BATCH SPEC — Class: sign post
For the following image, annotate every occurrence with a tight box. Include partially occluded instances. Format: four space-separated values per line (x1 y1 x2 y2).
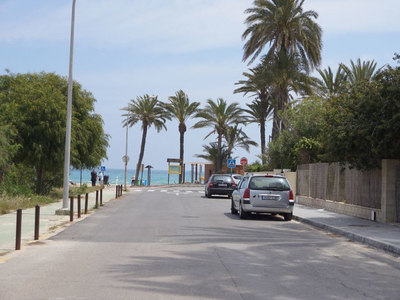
227 159 236 175
240 157 248 175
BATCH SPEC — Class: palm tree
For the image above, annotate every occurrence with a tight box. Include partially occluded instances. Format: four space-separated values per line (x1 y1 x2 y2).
242 0 322 70
195 142 229 172
224 125 258 159
242 98 273 164
162 90 200 183
234 64 274 163
192 98 247 173
341 58 379 86
315 65 348 99
122 94 171 186
264 52 314 140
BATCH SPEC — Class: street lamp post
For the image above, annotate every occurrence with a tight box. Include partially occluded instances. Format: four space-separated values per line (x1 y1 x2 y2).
62 0 77 209
123 119 129 190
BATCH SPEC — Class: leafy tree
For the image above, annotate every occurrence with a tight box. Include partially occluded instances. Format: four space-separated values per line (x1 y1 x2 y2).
162 90 200 183
0 71 109 194
242 0 322 70
192 98 247 173
323 64 400 170
122 95 171 186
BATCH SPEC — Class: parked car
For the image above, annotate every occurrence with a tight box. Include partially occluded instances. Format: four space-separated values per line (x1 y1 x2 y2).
231 174 243 185
205 174 236 198
231 174 294 221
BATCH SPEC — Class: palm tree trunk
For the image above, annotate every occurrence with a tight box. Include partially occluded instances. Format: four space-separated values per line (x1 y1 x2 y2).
179 123 186 184
272 108 279 142
260 117 266 165
217 131 223 173
135 124 148 186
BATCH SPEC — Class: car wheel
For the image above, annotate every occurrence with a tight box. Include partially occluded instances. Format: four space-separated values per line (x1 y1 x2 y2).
283 213 292 221
231 199 238 214
239 202 248 219
206 190 212 198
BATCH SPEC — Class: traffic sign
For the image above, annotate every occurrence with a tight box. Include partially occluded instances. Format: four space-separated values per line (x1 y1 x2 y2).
240 157 248 166
227 159 236 168
122 155 130 163
100 166 106 172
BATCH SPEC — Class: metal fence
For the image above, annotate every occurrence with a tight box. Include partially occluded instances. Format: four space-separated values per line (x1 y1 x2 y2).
297 163 381 209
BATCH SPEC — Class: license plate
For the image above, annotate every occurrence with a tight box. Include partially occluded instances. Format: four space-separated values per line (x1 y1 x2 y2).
261 195 277 200
218 184 227 187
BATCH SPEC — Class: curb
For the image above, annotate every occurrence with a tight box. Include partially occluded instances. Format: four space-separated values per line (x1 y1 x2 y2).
293 215 400 256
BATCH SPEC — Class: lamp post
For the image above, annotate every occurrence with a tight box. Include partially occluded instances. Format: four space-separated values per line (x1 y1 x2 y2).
62 0 77 209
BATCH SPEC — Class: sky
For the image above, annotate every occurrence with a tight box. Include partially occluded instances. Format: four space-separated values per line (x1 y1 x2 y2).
1 0 399 171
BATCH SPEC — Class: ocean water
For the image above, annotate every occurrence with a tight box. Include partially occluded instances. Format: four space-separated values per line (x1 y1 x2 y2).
69 168 201 186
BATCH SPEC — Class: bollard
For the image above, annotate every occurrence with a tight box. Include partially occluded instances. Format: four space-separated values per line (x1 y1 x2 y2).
15 209 22 250
77 195 81 218
34 205 40 240
95 190 99 208
100 188 103 206
70 196 74 222
121 184 123 196
85 193 88 214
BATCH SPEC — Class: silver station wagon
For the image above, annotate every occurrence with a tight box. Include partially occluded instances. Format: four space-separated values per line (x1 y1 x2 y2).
231 174 294 221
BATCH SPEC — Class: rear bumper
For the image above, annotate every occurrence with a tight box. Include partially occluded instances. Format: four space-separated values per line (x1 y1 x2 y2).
242 202 294 214
208 188 233 196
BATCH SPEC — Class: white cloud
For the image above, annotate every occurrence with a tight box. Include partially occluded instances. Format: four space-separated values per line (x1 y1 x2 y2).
305 0 400 35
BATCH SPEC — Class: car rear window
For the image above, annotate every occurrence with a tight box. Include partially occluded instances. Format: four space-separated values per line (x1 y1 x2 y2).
212 175 232 182
248 177 290 191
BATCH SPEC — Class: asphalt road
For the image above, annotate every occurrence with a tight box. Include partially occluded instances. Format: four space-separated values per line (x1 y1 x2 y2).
1 187 400 300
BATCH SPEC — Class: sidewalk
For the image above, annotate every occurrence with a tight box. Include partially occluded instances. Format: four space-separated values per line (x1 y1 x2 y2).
0 186 121 256
293 204 400 256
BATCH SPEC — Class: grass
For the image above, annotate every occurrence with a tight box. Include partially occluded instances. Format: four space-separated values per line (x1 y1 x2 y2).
0 185 104 215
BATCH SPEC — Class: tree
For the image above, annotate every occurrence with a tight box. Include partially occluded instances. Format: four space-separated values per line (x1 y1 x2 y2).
315 65 348 99
162 90 200 183
122 95 171 186
341 58 379 86
224 125 258 159
234 64 273 163
242 0 322 69
0 71 109 194
195 142 229 172
192 98 247 173
323 64 400 170
242 99 272 164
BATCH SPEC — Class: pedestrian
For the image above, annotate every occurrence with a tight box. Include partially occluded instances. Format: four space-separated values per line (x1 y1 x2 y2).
91 170 97 186
98 171 104 186
131 174 136 186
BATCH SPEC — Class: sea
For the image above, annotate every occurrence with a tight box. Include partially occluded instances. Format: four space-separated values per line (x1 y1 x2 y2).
69 168 199 186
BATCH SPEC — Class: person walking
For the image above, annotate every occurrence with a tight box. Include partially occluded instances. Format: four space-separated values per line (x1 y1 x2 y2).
131 174 136 186
91 170 97 186
98 171 104 186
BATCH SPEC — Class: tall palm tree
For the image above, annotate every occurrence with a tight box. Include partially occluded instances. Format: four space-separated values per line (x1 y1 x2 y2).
242 98 273 164
122 94 171 186
234 64 274 163
242 0 322 70
162 90 200 183
315 65 348 99
224 125 258 159
192 98 247 173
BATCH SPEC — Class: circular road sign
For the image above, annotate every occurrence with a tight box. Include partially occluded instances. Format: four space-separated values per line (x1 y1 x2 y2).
122 155 130 163
240 157 248 166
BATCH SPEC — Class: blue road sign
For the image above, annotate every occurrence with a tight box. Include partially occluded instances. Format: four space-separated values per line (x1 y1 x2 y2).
227 159 236 168
100 166 106 172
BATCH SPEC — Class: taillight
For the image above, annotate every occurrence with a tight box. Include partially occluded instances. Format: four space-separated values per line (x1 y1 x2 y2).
232 181 236 187
289 190 294 200
209 182 214 188
243 188 250 199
